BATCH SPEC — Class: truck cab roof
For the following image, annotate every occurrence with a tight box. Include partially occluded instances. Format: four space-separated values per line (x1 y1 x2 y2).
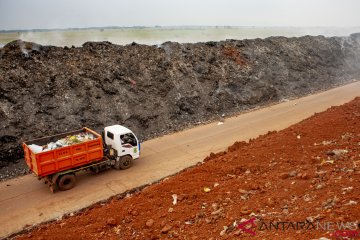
104 125 133 135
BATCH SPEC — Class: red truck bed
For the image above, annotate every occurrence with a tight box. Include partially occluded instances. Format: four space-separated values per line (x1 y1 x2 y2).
23 127 104 177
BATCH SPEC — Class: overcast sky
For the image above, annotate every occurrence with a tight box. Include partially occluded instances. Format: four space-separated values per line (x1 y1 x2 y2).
0 0 360 30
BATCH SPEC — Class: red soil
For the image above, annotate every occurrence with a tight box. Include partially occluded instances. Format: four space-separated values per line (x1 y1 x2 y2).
16 97 360 240
223 46 248 66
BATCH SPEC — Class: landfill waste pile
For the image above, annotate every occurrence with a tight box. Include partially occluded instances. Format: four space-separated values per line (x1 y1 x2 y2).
14 97 360 240
28 132 95 153
1 33 360 178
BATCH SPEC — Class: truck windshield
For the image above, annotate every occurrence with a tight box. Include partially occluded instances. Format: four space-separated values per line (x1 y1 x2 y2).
120 133 137 147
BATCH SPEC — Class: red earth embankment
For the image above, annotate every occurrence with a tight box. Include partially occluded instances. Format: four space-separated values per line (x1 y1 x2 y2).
16 97 360 239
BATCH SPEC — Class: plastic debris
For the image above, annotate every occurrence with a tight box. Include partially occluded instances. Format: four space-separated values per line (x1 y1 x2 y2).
30 132 95 153
172 194 178 205
28 144 43 153
203 187 211 193
341 186 353 192
345 200 357 205
220 226 228 236
327 149 348 158
217 122 224 126
46 142 57 150
321 159 334 165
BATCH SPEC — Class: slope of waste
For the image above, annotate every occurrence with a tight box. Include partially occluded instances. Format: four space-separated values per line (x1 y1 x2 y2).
1 34 360 172
14 97 360 239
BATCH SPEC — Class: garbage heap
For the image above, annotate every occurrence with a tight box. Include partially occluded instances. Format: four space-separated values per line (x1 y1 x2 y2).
28 132 95 153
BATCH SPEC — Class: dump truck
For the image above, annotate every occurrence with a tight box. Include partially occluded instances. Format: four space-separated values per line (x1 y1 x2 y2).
22 125 140 192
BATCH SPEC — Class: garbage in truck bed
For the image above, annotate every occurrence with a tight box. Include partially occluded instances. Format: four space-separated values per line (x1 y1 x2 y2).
28 132 95 153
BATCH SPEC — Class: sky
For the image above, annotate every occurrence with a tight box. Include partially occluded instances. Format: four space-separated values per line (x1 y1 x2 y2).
0 0 360 30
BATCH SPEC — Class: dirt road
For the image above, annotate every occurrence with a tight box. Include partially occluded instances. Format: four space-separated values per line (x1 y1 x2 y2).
1 81 360 238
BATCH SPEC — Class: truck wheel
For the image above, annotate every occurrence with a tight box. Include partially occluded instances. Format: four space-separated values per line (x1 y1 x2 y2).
58 174 76 191
115 155 133 170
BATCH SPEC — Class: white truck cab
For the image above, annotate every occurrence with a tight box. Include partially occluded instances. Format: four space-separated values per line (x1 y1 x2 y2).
104 125 140 169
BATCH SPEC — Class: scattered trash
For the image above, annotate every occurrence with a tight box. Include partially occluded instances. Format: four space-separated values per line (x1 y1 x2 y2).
212 203 219 210
322 140 334 145
322 159 335 164
240 193 249 200
297 135 301 139
315 183 325 190
341 133 353 140
314 140 335 146
113 225 121 234
220 226 228 236
172 194 178 205
306 214 325 222
322 196 337 209
341 186 353 194
217 122 224 126
203 187 211 193
326 149 348 158
211 208 223 215
289 170 298 177
344 200 357 205
249 212 256 217
306 216 314 222
213 182 219 187
303 194 312 202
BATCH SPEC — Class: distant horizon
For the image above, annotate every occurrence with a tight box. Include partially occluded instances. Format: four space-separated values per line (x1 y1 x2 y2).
1 25 360 33
1 0 360 31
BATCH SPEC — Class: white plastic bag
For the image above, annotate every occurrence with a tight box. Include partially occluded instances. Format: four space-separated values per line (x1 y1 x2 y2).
28 144 43 153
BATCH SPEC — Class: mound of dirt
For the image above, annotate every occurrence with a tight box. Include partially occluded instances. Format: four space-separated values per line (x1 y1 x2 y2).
14 97 360 239
1 34 360 169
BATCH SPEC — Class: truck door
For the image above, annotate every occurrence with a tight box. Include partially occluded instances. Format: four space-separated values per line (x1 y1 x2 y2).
120 133 139 159
105 131 115 147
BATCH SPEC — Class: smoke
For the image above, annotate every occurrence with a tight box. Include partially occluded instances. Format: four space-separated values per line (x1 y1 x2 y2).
19 31 65 46
4 26 360 48
17 39 29 57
